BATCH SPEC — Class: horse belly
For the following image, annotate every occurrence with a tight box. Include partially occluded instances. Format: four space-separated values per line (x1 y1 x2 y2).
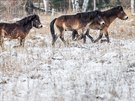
62 23 71 30
8 31 22 39
72 24 81 30
89 23 104 30
63 23 80 30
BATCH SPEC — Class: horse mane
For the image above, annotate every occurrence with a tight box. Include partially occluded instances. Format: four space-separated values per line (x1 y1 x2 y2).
101 6 123 17
76 10 101 22
58 10 100 23
89 10 101 18
16 14 37 26
76 12 88 20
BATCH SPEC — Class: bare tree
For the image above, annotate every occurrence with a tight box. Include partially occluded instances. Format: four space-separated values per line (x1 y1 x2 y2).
131 0 135 15
43 0 49 14
69 0 72 11
82 0 89 12
93 0 96 10
72 0 80 12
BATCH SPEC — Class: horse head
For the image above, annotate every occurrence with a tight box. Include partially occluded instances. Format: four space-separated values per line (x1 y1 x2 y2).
115 6 128 20
31 14 43 28
16 14 42 29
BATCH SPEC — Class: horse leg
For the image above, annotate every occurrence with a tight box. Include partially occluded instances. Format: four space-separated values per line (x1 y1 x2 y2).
20 38 25 47
0 36 4 49
52 33 58 46
59 31 66 45
80 30 87 43
77 32 86 43
100 29 110 43
76 28 85 41
105 31 110 43
86 34 94 42
82 34 86 43
0 29 5 50
0 31 4 49
85 29 94 42
94 32 103 43
52 25 59 46
72 30 78 40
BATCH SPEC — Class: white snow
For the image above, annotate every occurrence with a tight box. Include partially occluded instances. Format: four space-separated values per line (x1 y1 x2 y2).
0 19 135 101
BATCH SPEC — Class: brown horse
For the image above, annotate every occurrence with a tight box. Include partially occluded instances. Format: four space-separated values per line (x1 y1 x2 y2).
50 10 105 46
0 14 42 49
72 5 128 43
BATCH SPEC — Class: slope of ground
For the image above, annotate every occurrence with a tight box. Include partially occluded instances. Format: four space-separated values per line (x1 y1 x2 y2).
0 12 135 101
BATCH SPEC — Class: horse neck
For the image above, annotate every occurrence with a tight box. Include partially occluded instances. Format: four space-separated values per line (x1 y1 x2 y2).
102 11 118 26
88 12 99 24
107 15 117 24
78 12 92 24
17 17 34 33
25 22 33 32
22 21 33 33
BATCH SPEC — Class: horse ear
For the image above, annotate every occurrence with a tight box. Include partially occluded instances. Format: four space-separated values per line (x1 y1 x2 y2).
95 10 99 15
118 6 122 10
28 14 36 21
33 14 39 19
33 14 37 18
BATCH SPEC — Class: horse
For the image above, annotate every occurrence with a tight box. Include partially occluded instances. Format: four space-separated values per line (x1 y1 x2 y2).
0 14 42 49
72 5 128 43
50 10 105 46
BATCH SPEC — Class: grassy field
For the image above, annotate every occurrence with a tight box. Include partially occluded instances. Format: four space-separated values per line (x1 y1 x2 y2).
0 10 135 101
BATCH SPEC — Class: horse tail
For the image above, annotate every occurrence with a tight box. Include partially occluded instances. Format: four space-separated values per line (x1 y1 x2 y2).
50 18 57 45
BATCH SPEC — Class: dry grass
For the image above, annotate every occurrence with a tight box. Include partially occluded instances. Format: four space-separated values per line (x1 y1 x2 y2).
0 11 135 101
0 9 135 75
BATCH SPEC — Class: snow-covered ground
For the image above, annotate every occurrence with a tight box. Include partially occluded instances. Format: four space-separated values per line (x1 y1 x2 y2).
0 16 135 101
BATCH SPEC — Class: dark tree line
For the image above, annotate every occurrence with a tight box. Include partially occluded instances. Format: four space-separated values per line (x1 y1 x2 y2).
24 0 133 14
49 0 129 12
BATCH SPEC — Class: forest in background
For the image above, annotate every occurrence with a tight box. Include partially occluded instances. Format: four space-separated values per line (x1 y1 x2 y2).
0 0 134 20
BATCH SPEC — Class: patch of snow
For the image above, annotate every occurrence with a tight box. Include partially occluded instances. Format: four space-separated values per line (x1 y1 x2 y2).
0 33 135 101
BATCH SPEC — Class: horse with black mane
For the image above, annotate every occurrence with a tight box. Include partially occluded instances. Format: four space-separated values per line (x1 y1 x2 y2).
0 14 42 49
72 5 128 43
50 10 105 46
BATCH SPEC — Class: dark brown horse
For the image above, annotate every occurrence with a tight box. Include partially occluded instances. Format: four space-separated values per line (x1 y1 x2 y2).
0 14 42 49
50 10 105 46
72 5 128 43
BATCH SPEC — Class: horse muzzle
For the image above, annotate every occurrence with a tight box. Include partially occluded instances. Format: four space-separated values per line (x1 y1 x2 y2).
123 16 128 20
99 22 105 30
38 24 43 28
100 21 105 26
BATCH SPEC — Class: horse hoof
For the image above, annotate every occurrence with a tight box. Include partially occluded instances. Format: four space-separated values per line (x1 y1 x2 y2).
91 40 94 43
100 39 110 43
100 40 103 43
13 45 22 48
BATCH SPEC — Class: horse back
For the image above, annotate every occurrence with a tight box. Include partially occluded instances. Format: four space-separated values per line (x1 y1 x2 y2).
0 23 16 34
0 23 26 39
55 14 86 30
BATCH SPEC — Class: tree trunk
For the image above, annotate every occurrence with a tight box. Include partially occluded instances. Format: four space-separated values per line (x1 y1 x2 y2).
71 0 75 12
93 0 96 10
82 0 89 12
43 0 49 14
72 0 80 12
68 0 72 12
131 0 135 15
